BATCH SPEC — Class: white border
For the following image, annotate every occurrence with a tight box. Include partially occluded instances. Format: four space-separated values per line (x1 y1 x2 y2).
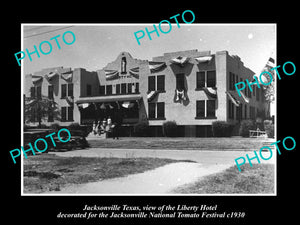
21 23 277 197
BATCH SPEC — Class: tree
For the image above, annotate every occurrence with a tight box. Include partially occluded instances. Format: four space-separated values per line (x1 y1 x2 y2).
24 95 60 127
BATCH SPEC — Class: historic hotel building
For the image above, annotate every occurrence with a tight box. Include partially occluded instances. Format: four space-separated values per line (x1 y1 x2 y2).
24 49 270 137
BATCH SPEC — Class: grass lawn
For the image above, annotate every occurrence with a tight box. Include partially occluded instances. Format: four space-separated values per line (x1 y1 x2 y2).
173 164 275 194
87 137 273 151
23 154 194 193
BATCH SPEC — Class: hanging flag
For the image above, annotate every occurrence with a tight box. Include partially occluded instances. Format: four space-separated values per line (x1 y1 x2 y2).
175 89 186 101
240 90 249 103
226 91 240 107
252 55 275 84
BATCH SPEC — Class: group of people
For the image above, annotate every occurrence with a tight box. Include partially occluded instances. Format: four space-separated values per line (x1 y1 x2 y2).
92 117 119 139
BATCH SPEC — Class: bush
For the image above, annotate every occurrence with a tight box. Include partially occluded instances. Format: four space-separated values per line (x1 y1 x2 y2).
133 122 150 137
50 123 60 131
265 124 274 138
163 121 178 137
67 123 91 137
212 121 233 137
239 120 256 137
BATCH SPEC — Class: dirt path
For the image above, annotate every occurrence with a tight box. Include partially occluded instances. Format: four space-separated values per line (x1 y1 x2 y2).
46 162 232 194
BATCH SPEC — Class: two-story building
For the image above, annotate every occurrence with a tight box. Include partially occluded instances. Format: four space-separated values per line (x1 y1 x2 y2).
24 49 270 137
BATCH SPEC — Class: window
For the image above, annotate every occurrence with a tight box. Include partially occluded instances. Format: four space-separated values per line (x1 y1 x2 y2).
61 106 73 121
61 107 66 121
61 84 67 98
148 76 156 91
229 72 235 90
206 100 216 117
86 84 92 96
127 83 132 94
244 104 247 119
157 102 165 118
157 75 165 92
196 100 205 118
196 71 216 89
176 73 185 90
135 82 139 93
256 86 260 101
207 71 216 87
30 87 35 98
48 85 54 99
148 102 165 119
148 103 156 119
37 86 41 99
228 100 234 119
106 85 112 95
121 83 127 94
30 86 41 99
196 71 205 89
67 83 73 97
99 85 105 96
116 84 120 94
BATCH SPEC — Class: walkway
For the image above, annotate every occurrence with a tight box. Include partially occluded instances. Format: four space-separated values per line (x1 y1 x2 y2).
47 147 275 194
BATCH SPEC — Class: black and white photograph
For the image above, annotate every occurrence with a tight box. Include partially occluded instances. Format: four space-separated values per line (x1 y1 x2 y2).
21 24 276 195
3 6 298 224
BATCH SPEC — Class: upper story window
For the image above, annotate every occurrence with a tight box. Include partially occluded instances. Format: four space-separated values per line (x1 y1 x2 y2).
61 83 73 98
196 70 216 89
148 75 165 92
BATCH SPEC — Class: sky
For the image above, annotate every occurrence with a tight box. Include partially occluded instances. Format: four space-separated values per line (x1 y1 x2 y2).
22 24 276 76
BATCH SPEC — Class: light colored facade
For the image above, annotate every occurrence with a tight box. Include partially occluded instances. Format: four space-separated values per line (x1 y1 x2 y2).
24 49 270 136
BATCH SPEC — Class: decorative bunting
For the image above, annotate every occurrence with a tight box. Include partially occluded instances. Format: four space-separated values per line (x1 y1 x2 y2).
147 90 159 102
240 91 249 104
61 72 73 82
226 91 240 107
128 67 139 79
170 56 189 67
203 87 217 98
149 62 166 73
32 75 43 84
105 70 119 80
44 71 58 81
194 56 213 63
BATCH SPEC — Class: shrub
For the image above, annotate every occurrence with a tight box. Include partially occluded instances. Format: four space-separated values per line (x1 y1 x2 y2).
239 120 256 137
133 122 150 137
68 123 90 137
163 121 178 137
212 121 233 137
265 124 274 138
50 123 60 131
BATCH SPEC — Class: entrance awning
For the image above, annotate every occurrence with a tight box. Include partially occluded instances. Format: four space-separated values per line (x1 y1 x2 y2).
76 94 142 104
